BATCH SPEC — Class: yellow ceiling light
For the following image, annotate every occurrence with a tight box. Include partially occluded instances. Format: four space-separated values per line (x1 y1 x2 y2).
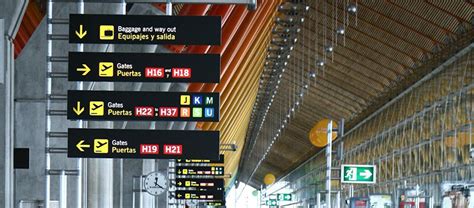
309 119 338 147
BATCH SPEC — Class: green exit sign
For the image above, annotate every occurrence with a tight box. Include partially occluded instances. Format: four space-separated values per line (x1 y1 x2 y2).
277 193 292 201
266 199 278 206
341 164 376 184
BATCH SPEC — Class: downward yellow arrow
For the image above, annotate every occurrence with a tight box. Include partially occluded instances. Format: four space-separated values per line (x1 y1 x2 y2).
77 64 91 76
75 25 87 39
73 101 84 115
76 140 90 152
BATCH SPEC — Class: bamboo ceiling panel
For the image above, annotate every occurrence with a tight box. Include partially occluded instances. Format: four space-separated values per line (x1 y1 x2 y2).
239 0 474 188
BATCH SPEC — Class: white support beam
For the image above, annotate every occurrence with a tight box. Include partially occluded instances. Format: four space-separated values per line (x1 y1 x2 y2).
1 19 4 84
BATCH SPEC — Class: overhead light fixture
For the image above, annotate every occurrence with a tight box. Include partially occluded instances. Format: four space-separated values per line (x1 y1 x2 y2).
348 3 357 14
310 70 317 78
316 60 325 67
325 45 334 53
336 27 345 35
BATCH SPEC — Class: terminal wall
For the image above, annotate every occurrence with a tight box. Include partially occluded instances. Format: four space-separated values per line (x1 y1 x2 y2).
266 47 474 207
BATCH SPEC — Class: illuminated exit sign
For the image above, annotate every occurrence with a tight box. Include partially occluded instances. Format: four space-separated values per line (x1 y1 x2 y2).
68 52 220 83
68 128 219 159
67 90 219 122
341 164 376 184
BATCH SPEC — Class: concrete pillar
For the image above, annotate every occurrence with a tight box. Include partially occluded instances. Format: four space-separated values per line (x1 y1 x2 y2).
86 59 114 208
142 160 156 208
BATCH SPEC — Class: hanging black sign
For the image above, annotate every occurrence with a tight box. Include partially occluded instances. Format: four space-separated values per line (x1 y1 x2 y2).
175 179 224 191
67 90 219 122
68 52 220 83
69 14 221 45
68 128 220 160
176 154 224 164
175 190 224 201
176 166 224 176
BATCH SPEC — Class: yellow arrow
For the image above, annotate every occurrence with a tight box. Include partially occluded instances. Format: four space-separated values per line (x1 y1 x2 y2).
177 170 182 174
77 64 91 76
73 101 84 115
76 140 90 152
177 182 182 186
75 25 87 39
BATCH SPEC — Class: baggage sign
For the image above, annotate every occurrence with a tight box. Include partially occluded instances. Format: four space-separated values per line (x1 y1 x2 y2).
69 14 221 45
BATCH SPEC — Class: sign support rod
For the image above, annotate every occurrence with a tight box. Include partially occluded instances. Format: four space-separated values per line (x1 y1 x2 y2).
166 0 172 16
77 1 86 208
326 120 333 208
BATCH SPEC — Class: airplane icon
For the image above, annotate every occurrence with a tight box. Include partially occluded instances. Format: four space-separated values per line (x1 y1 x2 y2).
99 62 113 77
96 141 107 148
91 103 103 111
89 101 104 116
101 64 112 71
94 139 108 154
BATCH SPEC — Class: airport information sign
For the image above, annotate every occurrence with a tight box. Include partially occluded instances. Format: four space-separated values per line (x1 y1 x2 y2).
176 166 224 176
266 199 278 206
277 193 292 201
69 14 221 45
341 164 376 184
175 190 224 201
202 201 225 206
67 90 219 121
176 154 224 164
68 52 220 83
175 179 224 191
68 128 219 159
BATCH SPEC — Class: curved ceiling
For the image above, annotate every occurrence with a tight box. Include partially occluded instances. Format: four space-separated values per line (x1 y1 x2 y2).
238 0 474 188
16 0 474 190
16 0 283 187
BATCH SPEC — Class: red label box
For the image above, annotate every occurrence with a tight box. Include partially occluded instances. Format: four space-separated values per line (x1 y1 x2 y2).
135 106 155 117
159 107 178 117
145 67 165 78
172 68 191 78
140 144 159 155
163 144 182 155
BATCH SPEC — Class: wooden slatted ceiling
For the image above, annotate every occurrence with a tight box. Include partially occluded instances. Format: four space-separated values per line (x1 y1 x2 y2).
18 0 283 188
241 0 473 188
193 0 283 186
